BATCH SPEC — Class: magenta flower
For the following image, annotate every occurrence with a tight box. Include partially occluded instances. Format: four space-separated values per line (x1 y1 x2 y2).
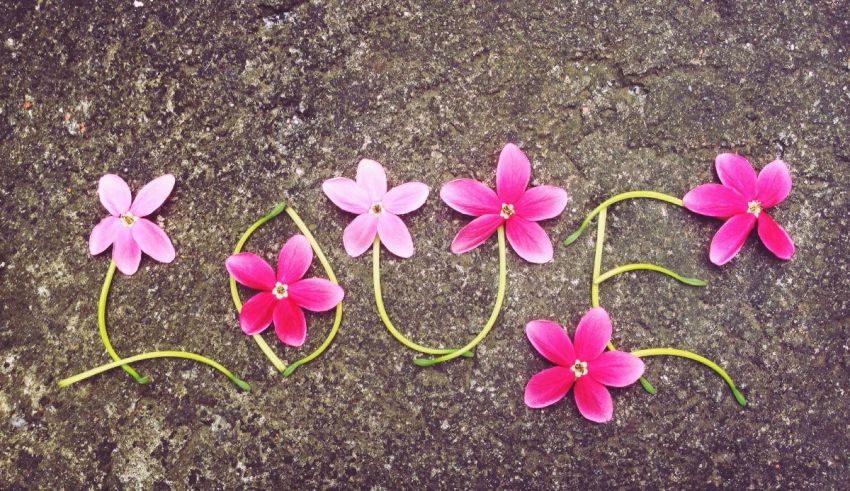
683 153 795 265
524 307 644 423
89 174 177 275
440 143 567 263
323 159 429 258
225 234 344 347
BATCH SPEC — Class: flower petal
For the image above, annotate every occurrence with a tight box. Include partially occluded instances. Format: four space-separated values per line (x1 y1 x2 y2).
440 179 501 216
573 307 612 361
273 298 307 347
383 182 429 215
377 212 414 258
588 351 645 387
98 174 132 216
524 366 575 408
515 185 568 221
573 376 613 423
277 234 313 283
505 216 553 263
112 228 141 275
342 213 378 257
757 212 794 260
356 159 387 202
130 218 175 263
709 213 757 265
496 143 531 203
129 174 175 217
225 252 276 290
239 292 277 335
288 278 344 312
525 320 575 367
322 177 371 214
715 153 757 200
756 160 792 208
683 184 748 218
89 216 122 255
450 214 503 254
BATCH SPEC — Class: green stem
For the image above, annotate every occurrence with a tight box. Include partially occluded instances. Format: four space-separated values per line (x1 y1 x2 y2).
596 263 706 287
98 261 149 384
565 191 683 245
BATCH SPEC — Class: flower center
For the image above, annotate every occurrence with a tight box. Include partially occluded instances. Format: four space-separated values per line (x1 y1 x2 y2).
747 200 763 217
119 213 137 227
571 360 588 378
272 282 288 299
500 203 515 219
370 202 383 215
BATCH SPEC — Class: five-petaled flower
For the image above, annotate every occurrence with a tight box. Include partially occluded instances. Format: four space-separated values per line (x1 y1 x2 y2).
524 307 644 423
440 143 568 263
683 153 795 265
226 234 344 347
89 174 177 275
323 159 429 258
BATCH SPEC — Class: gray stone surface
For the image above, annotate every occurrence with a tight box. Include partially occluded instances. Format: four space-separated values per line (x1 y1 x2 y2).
1 0 849 488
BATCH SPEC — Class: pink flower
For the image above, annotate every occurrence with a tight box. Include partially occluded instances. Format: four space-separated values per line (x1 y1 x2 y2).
323 159 429 258
683 153 795 265
524 307 644 423
440 143 568 263
225 234 344 347
89 174 177 275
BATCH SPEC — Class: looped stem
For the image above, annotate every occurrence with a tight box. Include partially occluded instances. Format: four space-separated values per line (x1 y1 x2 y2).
564 191 683 245
98 261 149 384
596 263 706 287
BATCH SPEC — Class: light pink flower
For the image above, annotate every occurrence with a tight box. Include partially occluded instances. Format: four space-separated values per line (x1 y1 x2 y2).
524 307 644 423
89 174 176 275
440 143 568 263
322 159 429 258
226 234 344 347
683 153 795 265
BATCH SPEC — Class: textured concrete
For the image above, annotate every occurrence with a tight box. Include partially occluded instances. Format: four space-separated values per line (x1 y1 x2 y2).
1 0 849 488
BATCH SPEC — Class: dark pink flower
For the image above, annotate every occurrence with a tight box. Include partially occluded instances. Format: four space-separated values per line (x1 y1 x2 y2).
683 153 794 265
524 307 644 423
226 234 344 347
323 159 429 258
89 174 176 275
440 143 567 263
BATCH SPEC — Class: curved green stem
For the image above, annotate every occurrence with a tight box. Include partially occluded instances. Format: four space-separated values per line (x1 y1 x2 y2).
596 263 706 287
98 261 149 384
58 351 250 391
414 226 507 366
631 348 747 407
565 191 683 245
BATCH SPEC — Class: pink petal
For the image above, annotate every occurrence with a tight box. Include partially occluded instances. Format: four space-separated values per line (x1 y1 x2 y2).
89 216 122 255
515 185 568 221
277 234 313 283
130 218 175 263
573 376 613 423
505 216 553 263
683 184 748 218
322 177 371 214
588 351 645 387
524 366 575 408
450 214 503 254
356 159 387 202
525 320 575 367
98 174 132 216
757 212 794 260
377 212 414 258
112 228 141 275
756 160 792 208
225 252 276 291
129 174 175 217
440 179 501 216
288 278 344 312
239 292 277 335
383 182 429 215
709 213 757 265
715 153 757 200
343 213 378 257
496 143 531 203
573 307 612 361
273 298 307 347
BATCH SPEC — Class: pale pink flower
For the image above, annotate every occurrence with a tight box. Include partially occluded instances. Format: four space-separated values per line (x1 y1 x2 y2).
89 174 176 275
323 159 429 258
524 307 644 423
683 153 795 265
440 143 567 263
